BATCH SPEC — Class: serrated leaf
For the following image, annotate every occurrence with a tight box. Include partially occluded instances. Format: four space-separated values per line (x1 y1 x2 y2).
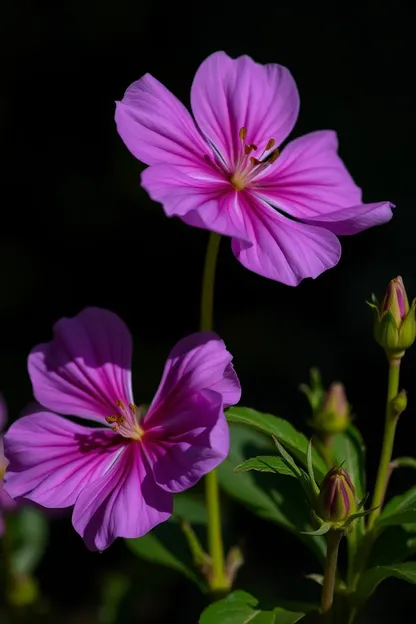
235 456 296 477
354 562 416 603
199 590 307 623
218 424 326 563
226 407 326 480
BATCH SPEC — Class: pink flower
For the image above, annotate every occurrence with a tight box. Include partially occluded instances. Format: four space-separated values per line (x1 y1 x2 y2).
0 395 17 535
115 51 393 286
4 308 241 551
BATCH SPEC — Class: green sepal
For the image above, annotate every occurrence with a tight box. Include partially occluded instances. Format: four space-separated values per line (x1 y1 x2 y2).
300 522 332 536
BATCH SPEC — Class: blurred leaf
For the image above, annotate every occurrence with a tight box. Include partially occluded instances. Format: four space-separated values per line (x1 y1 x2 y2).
375 487 416 534
11 507 48 575
99 572 131 624
332 426 366 499
235 456 296 477
376 509 416 530
369 524 416 566
218 424 326 564
171 492 207 524
126 527 207 591
354 563 416 603
125 493 209 591
392 457 416 470
381 486 416 516
199 590 308 623
226 407 326 480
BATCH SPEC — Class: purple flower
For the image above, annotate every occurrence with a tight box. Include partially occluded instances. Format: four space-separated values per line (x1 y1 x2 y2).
4 308 241 551
115 51 393 286
0 395 17 535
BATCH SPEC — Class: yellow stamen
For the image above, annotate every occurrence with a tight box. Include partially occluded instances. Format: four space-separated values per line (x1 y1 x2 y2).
239 127 247 140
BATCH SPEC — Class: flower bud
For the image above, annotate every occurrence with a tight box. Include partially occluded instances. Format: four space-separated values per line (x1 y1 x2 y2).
317 467 357 523
370 277 416 357
315 383 350 435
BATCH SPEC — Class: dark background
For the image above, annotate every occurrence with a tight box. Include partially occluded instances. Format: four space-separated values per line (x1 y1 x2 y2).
1 1 415 622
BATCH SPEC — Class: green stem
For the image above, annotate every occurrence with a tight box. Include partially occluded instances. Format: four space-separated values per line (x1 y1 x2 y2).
367 358 401 530
200 233 229 592
348 357 402 601
321 531 342 621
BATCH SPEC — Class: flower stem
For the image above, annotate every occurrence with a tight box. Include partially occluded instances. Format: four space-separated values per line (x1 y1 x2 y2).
200 232 229 592
200 232 221 333
321 531 342 621
348 357 402 604
367 357 401 530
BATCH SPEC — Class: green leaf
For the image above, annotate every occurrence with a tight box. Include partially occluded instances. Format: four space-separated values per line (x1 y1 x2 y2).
226 407 326 480
273 437 303 478
332 426 366 499
126 525 207 591
381 486 416 516
171 492 207 524
307 439 319 496
392 457 416 470
10 507 49 576
218 424 326 563
376 509 416 530
126 492 208 591
354 563 416 603
369 524 416 566
235 456 296 477
199 591 307 624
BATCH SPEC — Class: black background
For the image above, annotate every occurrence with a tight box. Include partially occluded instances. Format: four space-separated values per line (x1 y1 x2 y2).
1 2 415 622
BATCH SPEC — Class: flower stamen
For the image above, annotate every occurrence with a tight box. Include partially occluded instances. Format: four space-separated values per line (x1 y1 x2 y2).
231 128 280 191
106 401 144 441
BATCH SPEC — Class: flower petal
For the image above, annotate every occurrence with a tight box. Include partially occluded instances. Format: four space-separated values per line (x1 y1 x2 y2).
257 131 362 217
144 389 229 493
144 331 241 429
302 202 394 235
3 408 124 508
0 485 16 512
72 444 172 551
28 308 133 424
231 192 341 285
115 73 209 171
141 165 249 241
191 51 299 167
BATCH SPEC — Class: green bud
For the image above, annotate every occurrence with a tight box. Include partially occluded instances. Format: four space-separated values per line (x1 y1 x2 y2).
315 383 350 435
317 467 357 523
302 369 351 435
391 390 407 418
369 276 416 357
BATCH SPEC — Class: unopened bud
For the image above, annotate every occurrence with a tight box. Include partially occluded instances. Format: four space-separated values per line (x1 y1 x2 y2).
369 277 416 357
317 467 357 523
391 390 407 418
302 370 351 435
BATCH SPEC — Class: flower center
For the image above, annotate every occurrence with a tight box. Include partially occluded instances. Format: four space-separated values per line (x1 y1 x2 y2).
106 400 145 441
230 127 280 191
